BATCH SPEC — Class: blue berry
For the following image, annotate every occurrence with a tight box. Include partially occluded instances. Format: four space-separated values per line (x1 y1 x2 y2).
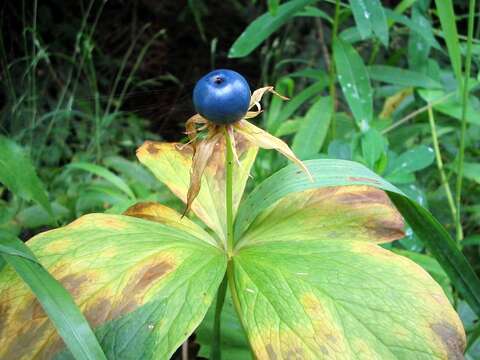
193 69 251 124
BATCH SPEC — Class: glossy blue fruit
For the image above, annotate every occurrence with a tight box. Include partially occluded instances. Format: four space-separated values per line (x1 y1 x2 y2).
193 69 251 124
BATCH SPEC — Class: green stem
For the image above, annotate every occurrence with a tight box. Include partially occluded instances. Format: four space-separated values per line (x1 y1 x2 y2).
427 106 457 225
211 274 227 360
224 127 234 255
211 127 236 360
456 0 476 242
328 0 341 139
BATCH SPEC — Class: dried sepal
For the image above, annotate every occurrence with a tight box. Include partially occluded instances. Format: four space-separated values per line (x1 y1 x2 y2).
249 86 289 110
234 120 313 182
183 132 222 216
185 114 208 143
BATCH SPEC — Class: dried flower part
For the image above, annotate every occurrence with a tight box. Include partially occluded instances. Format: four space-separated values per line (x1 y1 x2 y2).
234 120 313 181
181 85 311 215
184 132 223 216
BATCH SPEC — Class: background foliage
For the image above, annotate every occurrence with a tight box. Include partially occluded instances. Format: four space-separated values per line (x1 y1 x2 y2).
0 0 479 358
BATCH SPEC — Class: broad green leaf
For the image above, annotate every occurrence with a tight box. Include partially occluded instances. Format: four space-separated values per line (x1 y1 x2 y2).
237 185 404 250
349 0 389 46
0 207 226 359
0 136 53 220
231 239 464 358
361 128 385 169
418 89 480 125
393 249 453 302
333 38 373 129
68 162 136 200
235 159 480 318
228 0 316 58
137 135 257 242
0 234 106 360
197 292 251 360
434 0 462 84
292 96 332 159
368 65 442 89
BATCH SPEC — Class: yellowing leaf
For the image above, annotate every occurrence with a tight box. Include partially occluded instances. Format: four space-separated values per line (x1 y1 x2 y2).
231 240 465 359
237 185 404 249
0 214 226 359
137 135 257 244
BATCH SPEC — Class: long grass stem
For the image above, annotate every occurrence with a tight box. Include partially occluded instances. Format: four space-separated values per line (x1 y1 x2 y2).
427 106 457 225
456 0 476 242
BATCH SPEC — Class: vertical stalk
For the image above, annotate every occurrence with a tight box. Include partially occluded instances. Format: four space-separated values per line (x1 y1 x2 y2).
456 0 476 242
427 106 457 224
328 0 341 139
224 127 235 255
211 127 236 360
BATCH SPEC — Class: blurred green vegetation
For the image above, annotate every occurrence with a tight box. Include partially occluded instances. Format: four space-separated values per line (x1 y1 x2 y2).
1 0 480 358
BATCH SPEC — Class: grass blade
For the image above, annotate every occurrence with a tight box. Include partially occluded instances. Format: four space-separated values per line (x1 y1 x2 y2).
68 162 136 200
0 233 107 360
434 0 462 84
228 0 316 58
368 65 442 88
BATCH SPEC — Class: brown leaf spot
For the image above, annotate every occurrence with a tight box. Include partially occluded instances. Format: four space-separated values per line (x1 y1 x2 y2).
32 298 46 320
348 176 381 185
109 260 173 320
135 261 172 292
146 141 159 154
85 298 112 328
124 202 156 217
431 322 465 359
334 188 389 205
0 303 10 339
60 273 89 298
3 320 50 359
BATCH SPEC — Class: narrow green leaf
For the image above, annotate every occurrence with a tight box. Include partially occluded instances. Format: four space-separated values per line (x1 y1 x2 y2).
0 136 53 220
68 162 136 200
434 0 462 84
385 8 441 51
296 6 332 23
0 234 107 360
368 65 442 88
228 0 316 58
333 38 373 128
349 0 389 46
235 159 480 317
292 96 332 159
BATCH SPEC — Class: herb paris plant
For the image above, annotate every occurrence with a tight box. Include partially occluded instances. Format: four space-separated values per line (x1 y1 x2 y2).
0 70 465 359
